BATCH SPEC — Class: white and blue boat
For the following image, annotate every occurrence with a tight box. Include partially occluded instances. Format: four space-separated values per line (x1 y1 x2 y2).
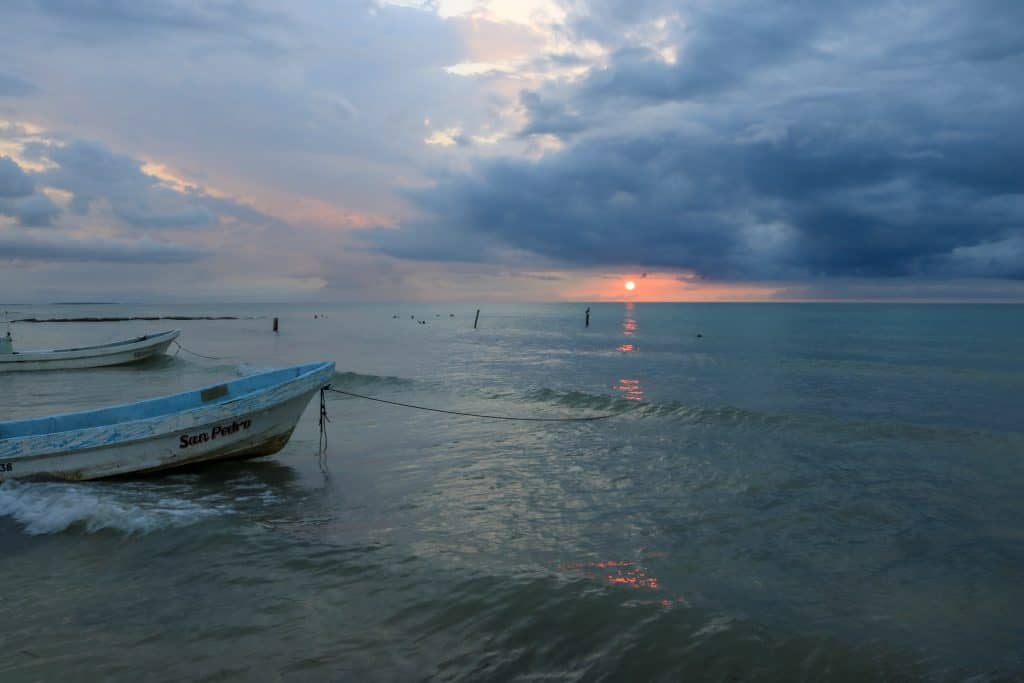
0 329 181 372
0 361 335 481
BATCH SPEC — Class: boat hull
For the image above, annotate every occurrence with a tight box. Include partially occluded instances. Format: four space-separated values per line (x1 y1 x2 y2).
0 362 334 481
0 330 180 372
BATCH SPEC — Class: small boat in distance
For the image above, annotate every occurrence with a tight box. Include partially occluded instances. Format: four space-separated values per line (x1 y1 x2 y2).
0 361 335 481
0 329 180 372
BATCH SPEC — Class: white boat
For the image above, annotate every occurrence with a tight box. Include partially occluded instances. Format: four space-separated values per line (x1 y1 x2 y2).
0 361 335 481
0 329 181 372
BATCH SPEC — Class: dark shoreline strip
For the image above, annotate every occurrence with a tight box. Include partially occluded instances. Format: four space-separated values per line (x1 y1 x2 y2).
12 316 258 323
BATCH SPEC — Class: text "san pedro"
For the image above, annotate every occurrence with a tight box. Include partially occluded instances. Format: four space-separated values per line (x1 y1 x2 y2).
179 419 253 449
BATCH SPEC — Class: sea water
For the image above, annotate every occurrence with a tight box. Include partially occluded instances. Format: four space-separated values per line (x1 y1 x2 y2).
1 302 1022 680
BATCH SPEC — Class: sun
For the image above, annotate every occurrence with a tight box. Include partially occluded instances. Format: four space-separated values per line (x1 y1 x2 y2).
625 280 636 291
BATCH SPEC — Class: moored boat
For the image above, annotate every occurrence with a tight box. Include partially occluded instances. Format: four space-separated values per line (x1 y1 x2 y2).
0 361 335 481
0 329 181 372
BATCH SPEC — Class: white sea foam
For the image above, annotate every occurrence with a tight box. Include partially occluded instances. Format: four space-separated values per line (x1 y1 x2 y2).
235 362 270 376
0 480 231 536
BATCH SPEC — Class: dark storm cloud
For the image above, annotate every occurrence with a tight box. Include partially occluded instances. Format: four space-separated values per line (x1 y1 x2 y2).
0 137 281 267
574 1 859 107
28 139 218 229
13 134 285 232
0 156 60 226
370 0 1024 280
519 91 587 138
0 193 61 227
372 133 762 276
0 156 35 197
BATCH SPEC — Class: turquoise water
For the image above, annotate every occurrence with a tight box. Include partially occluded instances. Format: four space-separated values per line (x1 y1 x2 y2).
1 303 1023 680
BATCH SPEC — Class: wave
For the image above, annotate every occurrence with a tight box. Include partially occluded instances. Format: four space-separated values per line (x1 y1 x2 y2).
523 387 1024 445
0 480 232 536
224 367 415 389
526 388 639 413
331 370 414 388
525 388 783 426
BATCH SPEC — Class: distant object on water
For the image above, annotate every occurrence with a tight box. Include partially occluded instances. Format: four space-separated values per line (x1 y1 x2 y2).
0 361 334 481
0 329 180 372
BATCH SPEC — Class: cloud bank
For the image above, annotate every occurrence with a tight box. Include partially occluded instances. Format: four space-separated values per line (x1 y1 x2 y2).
368 0 1024 283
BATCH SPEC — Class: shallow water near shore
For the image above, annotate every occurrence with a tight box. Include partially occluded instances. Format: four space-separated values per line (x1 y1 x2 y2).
2 302 1023 681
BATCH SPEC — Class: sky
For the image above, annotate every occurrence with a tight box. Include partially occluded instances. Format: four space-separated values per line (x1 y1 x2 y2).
1 0 1023 302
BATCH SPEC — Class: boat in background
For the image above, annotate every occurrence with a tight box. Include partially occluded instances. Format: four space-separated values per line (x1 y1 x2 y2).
0 361 335 481
0 329 180 372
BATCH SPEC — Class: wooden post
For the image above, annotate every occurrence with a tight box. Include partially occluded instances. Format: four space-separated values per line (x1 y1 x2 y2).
474 309 480 329
273 317 279 333
585 307 590 328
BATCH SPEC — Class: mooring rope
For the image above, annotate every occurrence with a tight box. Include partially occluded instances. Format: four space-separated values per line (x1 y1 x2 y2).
172 340 228 360
322 386 623 422
318 388 330 476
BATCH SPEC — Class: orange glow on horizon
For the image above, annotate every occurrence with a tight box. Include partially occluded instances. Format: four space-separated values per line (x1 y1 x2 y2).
560 272 781 302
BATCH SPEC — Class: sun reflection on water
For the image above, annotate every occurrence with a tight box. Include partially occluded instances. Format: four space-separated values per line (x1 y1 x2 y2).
558 559 687 607
622 302 637 336
616 378 644 401
616 303 639 353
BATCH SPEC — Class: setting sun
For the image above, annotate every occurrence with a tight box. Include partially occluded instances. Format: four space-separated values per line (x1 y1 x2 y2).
625 280 636 291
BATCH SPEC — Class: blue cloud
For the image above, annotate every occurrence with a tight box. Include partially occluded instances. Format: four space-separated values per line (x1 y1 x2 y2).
0 193 60 227
0 156 35 197
28 140 222 229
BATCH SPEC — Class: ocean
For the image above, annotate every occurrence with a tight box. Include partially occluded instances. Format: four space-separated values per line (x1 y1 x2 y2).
1 302 1022 681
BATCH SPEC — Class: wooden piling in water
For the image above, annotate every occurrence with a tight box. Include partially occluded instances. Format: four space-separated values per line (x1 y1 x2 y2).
273 317 279 333
474 309 480 329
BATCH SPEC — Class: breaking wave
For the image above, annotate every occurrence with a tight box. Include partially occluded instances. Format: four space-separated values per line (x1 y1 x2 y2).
0 480 233 536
